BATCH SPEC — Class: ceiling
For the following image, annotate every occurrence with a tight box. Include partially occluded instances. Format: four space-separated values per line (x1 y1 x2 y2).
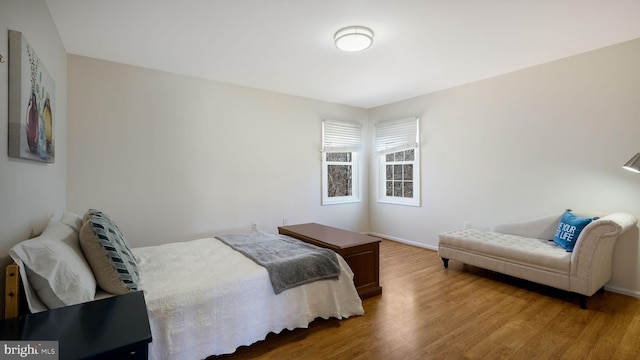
45 0 640 109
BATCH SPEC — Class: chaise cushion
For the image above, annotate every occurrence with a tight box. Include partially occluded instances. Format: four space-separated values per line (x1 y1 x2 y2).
439 229 572 274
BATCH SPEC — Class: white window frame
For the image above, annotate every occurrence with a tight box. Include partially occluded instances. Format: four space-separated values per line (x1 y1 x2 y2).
321 120 362 205
375 117 420 206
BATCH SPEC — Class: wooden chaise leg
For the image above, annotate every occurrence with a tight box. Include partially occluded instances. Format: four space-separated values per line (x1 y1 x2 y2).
578 288 604 309
441 258 449 269
579 295 587 310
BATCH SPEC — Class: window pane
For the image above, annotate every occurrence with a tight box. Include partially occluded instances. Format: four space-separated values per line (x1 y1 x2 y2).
404 164 413 180
404 181 413 198
326 152 351 162
405 149 414 161
376 118 419 206
393 181 402 197
393 165 403 180
327 165 352 197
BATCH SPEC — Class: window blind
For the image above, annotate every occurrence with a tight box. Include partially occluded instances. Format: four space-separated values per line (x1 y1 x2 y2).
322 120 363 152
375 117 419 154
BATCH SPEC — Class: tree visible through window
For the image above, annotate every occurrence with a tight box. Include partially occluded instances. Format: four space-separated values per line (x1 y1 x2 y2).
327 152 353 197
322 120 362 205
385 149 414 198
376 117 420 206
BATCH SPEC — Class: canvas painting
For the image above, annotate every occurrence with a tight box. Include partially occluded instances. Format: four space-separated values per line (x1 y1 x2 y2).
8 30 55 163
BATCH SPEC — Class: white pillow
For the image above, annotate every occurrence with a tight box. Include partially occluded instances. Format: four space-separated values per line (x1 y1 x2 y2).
9 212 97 312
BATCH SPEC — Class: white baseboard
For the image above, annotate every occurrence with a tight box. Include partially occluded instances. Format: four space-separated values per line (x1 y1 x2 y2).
367 232 438 251
604 284 640 299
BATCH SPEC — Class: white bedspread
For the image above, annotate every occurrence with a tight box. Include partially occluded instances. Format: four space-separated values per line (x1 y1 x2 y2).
133 237 364 359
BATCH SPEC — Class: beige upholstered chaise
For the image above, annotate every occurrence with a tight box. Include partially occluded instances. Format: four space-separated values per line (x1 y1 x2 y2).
438 212 637 308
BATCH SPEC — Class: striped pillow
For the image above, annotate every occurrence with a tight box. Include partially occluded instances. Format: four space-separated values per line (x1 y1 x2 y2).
79 209 139 294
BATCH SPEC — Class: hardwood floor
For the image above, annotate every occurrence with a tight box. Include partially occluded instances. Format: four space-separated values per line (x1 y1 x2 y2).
211 239 640 360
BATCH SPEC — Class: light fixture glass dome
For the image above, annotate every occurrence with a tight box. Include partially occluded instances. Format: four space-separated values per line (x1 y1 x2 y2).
334 26 374 52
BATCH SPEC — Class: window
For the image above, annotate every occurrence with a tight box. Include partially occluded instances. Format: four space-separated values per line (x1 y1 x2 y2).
375 117 420 206
322 120 362 205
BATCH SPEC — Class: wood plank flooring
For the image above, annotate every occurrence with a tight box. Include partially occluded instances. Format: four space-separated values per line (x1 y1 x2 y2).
210 239 640 360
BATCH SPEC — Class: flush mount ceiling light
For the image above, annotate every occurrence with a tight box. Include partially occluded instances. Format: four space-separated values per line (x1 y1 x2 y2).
334 26 374 52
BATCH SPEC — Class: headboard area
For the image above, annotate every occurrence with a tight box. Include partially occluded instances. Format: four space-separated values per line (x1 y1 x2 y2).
5 210 142 318
5 212 98 317
5 262 20 318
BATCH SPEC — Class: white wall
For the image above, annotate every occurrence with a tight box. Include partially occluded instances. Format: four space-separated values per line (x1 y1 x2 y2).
4 1 639 308
0 0 67 313
67 55 370 247
368 38 640 296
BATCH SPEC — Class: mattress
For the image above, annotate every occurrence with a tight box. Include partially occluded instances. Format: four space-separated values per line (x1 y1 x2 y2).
133 237 364 359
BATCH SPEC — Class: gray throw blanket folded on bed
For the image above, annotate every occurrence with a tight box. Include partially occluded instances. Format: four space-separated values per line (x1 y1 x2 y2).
215 231 340 294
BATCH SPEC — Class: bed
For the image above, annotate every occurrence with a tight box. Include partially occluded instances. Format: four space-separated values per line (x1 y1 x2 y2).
6 210 364 359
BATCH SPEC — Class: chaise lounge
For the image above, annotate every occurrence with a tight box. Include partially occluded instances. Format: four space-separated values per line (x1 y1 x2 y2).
438 211 637 308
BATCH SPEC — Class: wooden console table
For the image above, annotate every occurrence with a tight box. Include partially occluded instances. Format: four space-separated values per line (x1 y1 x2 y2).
278 223 382 299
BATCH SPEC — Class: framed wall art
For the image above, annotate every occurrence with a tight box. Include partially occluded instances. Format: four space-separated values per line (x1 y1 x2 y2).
8 30 55 163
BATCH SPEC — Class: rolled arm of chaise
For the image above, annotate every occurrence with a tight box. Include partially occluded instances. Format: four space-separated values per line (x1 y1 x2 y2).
569 212 638 296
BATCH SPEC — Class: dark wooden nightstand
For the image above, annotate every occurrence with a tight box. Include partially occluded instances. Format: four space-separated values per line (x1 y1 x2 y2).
0 291 152 360
279 223 382 299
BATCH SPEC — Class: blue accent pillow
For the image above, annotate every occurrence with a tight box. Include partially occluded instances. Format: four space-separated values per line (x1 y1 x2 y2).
553 210 593 252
